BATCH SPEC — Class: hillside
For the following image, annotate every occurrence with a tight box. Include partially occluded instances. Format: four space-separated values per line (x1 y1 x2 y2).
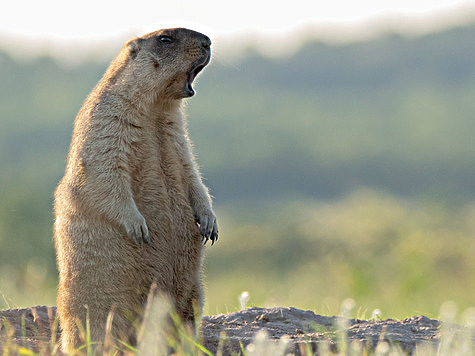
1 25 475 203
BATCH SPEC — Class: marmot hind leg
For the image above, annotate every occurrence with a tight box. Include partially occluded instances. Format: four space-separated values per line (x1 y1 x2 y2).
59 306 108 353
176 279 203 333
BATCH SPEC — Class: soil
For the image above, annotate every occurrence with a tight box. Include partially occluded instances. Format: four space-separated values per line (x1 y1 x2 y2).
0 305 469 355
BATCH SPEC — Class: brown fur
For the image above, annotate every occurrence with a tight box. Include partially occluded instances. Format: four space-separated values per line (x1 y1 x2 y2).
53 28 217 352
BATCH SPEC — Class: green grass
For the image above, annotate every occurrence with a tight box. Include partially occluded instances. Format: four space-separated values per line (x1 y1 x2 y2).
203 190 475 318
0 190 474 354
1 190 474 319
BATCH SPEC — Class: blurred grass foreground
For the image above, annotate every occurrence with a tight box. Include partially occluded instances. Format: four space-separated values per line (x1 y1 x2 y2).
0 23 475 320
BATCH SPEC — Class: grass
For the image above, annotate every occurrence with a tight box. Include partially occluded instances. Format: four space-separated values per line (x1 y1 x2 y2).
0 190 474 354
1 190 474 319
204 190 475 318
1 298 474 355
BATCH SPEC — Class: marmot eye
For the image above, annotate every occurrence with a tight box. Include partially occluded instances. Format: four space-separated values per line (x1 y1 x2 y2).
159 35 173 43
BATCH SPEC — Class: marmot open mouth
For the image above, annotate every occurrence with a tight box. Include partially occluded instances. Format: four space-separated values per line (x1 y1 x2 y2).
184 64 206 97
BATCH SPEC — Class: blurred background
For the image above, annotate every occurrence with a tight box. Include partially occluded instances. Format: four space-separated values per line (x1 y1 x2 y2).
0 0 474 320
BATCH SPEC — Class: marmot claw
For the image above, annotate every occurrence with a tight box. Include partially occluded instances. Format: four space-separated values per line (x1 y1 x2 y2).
198 212 218 246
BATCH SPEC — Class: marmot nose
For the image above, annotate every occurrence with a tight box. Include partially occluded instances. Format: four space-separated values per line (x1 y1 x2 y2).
201 38 211 51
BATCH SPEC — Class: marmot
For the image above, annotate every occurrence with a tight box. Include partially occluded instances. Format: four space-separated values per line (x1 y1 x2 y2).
54 28 218 352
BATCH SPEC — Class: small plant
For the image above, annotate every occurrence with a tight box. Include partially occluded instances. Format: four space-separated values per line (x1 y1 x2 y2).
238 291 250 310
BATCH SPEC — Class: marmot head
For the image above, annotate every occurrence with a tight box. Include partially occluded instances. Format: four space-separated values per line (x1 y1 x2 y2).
123 28 211 100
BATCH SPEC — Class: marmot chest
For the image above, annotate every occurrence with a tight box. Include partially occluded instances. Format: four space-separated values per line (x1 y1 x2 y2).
131 125 188 203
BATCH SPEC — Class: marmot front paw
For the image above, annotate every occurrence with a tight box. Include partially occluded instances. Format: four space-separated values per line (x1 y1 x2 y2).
123 211 150 247
196 210 218 245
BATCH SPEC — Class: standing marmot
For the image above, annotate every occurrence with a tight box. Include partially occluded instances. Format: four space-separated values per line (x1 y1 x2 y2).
54 28 218 352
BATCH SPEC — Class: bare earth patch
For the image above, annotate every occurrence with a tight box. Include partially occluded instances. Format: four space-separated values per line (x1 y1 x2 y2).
0 305 470 354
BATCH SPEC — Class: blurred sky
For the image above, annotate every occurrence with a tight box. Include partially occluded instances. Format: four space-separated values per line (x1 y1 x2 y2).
1 0 475 61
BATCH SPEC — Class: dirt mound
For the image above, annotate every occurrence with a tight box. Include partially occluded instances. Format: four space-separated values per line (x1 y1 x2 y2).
201 307 442 354
0 305 464 354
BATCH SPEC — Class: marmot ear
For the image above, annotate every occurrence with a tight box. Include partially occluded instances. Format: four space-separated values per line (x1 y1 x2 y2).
127 38 143 60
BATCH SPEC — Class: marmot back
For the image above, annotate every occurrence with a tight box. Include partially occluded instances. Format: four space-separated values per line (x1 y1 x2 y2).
54 28 218 353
